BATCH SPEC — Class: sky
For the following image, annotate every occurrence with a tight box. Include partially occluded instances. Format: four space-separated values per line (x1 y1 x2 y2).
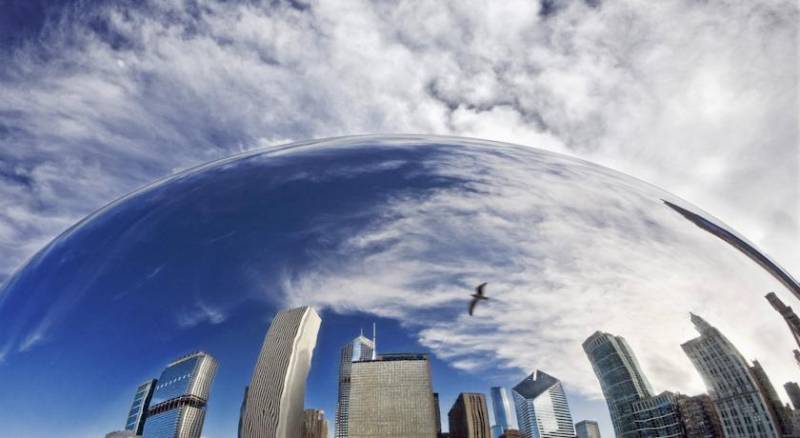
0 0 797 436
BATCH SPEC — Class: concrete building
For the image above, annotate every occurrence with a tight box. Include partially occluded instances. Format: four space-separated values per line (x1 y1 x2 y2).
448 393 492 438
303 409 329 438
240 306 322 438
336 330 376 438
490 387 515 438
512 370 575 438
142 351 218 438
347 353 437 438
582 331 653 438
125 379 156 435
574 420 601 438
682 313 779 438
629 391 683 438
676 394 724 438
785 382 800 410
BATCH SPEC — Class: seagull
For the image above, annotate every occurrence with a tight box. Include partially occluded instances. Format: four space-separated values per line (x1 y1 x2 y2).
468 282 489 316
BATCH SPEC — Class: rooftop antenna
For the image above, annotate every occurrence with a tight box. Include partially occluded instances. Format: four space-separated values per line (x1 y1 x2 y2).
372 322 377 359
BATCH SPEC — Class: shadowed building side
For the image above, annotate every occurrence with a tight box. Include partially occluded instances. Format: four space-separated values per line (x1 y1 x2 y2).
448 392 492 438
240 306 322 438
303 409 329 438
125 379 156 435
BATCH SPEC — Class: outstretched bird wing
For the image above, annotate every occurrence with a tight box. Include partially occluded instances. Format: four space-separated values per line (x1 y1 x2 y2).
468 297 479 316
475 282 488 297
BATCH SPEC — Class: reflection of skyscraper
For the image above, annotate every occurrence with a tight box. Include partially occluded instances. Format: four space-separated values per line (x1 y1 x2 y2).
240 306 322 438
348 353 437 438
574 420 601 438
335 331 376 438
142 351 218 438
490 387 515 438
125 379 156 435
750 361 792 436
582 332 653 438
681 313 779 438
303 409 329 438
785 382 800 410
676 394 724 438
512 370 575 438
766 292 800 366
448 392 492 438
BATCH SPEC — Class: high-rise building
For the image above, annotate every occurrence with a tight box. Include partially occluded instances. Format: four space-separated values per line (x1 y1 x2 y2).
142 351 218 438
448 392 492 438
434 393 443 436
676 394 724 438
490 387 515 438
335 330 376 438
238 386 249 438
125 379 156 434
511 370 575 438
574 420 601 438
347 353 438 438
629 391 683 437
240 306 322 438
766 292 800 367
785 382 800 410
582 332 653 438
750 360 793 436
681 313 779 438
303 409 329 438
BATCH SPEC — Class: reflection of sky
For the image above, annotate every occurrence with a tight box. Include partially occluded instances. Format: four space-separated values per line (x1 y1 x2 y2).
0 137 793 437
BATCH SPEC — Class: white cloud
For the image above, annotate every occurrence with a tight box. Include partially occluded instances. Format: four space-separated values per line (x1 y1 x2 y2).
176 300 228 329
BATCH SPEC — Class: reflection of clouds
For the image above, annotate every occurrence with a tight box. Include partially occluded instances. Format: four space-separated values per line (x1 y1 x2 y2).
284 145 795 398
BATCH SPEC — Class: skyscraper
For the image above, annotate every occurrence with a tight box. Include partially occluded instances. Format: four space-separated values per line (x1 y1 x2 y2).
335 330 376 438
574 420 601 438
681 313 779 438
750 360 792 436
582 331 653 438
303 409 329 438
125 379 156 434
785 382 800 410
434 393 443 436
240 306 322 438
347 353 438 438
448 392 492 438
511 370 575 438
629 391 683 437
142 351 218 438
766 292 800 367
490 387 515 438
675 394 724 438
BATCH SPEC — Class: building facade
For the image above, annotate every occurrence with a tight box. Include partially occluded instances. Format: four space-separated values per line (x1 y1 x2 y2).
512 370 575 438
491 387 515 438
681 313 779 438
347 353 438 438
303 409 329 438
125 379 157 434
335 332 376 438
582 332 653 438
785 382 800 410
240 306 322 438
629 391 683 438
448 392 492 438
574 420 601 438
434 393 443 436
142 351 218 438
676 394 724 438
750 361 793 436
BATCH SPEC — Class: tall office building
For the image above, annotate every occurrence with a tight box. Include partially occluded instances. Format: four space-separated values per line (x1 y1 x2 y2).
303 409 329 438
240 306 322 438
449 392 492 438
785 382 800 410
681 313 779 438
125 379 157 434
238 386 249 438
750 361 792 436
574 420 601 438
676 394 724 438
582 331 653 438
142 351 218 438
629 391 683 437
347 353 438 438
511 370 575 438
490 387 515 438
766 292 800 368
335 330 376 438
434 393 443 436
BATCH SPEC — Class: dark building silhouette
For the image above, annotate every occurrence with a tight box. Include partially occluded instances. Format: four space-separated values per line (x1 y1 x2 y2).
434 392 443 436
766 292 800 367
785 383 800 410
676 394 724 438
448 393 492 438
750 361 794 436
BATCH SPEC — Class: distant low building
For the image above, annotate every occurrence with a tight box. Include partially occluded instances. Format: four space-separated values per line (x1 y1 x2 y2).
303 409 329 438
105 431 138 438
575 420 601 438
499 429 521 438
676 394 724 438
448 392 491 438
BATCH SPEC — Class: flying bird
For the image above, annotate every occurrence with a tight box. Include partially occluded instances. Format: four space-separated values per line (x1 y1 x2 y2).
468 282 489 316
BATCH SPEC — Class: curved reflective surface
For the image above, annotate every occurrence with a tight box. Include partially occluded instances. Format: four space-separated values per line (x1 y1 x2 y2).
0 135 797 438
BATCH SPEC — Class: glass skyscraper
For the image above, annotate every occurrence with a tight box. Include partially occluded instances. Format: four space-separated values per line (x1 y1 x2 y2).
335 331 376 438
682 313 778 438
125 379 156 434
582 331 653 438
490 387 515 438
511 370 575 438
142 351 218 438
